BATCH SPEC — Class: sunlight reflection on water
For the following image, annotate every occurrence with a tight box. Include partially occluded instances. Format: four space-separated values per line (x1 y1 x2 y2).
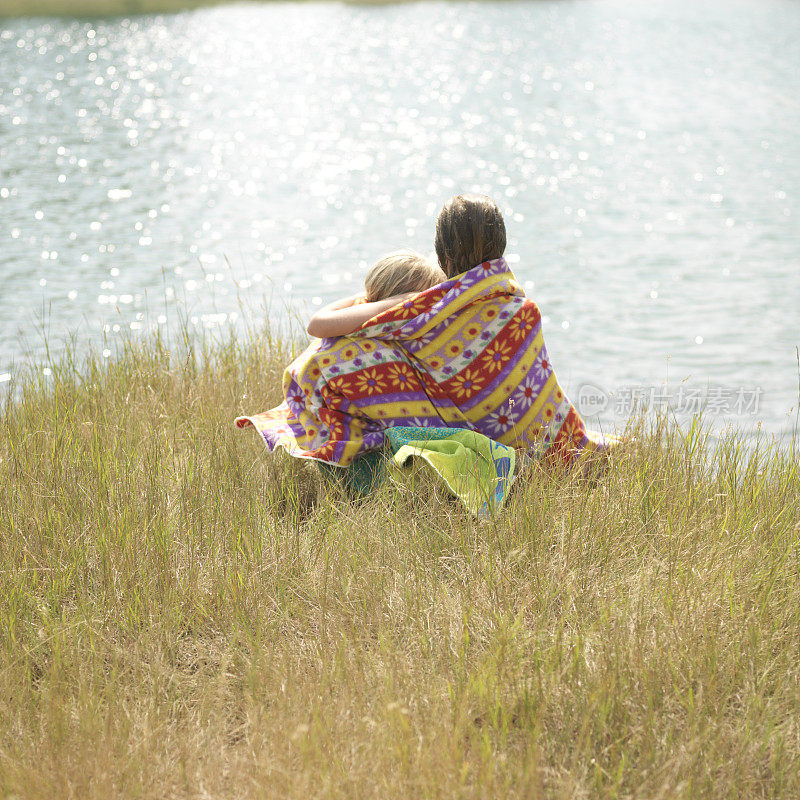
1 0 798 436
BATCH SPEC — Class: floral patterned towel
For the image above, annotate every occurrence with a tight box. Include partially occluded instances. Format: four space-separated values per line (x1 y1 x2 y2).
236 257 618 466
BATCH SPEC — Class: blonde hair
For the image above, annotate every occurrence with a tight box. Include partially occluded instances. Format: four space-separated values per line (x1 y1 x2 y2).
364 250 446 302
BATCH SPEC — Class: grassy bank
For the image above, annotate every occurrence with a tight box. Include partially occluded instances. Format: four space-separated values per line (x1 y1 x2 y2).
1 327 799 799
0 0 242 18
0 0 394 19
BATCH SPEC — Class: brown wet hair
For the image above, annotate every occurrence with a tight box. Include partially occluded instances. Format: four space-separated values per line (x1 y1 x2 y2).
434 194 506 278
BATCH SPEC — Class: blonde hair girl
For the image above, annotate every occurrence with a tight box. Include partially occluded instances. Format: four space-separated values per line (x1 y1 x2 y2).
307 250 445 338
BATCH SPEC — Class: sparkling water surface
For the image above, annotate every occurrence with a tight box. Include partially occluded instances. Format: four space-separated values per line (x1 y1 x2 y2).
1 0 799 437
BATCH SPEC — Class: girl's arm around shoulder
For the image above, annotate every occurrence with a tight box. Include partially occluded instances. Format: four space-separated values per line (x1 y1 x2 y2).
307 293 416 338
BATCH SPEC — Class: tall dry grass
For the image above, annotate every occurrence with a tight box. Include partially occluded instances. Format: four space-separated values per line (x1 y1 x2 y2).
1 324 799 798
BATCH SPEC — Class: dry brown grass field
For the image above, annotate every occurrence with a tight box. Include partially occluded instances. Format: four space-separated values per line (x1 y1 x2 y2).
1 326 799 798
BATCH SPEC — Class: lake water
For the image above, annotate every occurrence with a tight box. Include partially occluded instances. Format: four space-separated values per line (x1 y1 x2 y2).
1 0 799 439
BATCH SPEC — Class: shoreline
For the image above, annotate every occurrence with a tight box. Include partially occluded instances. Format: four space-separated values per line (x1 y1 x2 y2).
0 0 244 17
1 0 404 18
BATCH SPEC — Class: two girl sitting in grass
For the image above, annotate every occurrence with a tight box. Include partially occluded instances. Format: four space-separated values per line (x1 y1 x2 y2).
238 193 617 467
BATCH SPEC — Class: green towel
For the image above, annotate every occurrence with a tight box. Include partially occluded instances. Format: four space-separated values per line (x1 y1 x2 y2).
385 427 516 517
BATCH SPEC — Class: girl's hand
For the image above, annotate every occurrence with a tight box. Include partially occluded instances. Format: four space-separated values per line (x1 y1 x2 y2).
326 292 366 310
306 292 418 338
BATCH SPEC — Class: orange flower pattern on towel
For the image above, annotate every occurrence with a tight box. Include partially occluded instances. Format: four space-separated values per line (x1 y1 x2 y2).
236 258 619 466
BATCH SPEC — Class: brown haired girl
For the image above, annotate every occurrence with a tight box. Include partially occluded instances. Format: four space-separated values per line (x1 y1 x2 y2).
434 193 507 278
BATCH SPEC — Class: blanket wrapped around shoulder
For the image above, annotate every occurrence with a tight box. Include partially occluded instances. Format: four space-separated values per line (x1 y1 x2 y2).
236 258 617 466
